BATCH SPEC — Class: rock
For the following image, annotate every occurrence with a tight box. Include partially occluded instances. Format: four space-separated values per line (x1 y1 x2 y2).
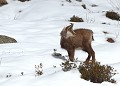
0 35 17 44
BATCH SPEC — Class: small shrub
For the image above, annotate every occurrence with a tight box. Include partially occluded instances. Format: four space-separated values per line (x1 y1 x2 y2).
35 63 43 76
52 49 66 60
66 0 71 3
52 49 62 57
78 62 117 83
18 0 30 2
106 37 115 43
0 0 7 7
102 22 107 24
91 4 98 7
0 35 17 44
103 31 109 35
101 22 110 25
69 15 84 22
76 0 82 2
81 4 86 9
19 10 22 13
60 60 77 72
61 4 64 6
6 73 12 78
106 11 120 21
21 72 24 75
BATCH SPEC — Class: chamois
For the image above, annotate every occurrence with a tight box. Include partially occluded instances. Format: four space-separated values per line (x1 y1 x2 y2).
60 23 95 63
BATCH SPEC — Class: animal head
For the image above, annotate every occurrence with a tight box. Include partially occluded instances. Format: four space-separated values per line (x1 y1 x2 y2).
60 23 76 39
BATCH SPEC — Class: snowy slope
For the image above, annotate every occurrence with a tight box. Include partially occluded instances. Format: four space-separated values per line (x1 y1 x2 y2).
0 0 120 86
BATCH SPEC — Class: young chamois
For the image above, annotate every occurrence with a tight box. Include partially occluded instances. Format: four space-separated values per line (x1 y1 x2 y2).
60 23 95 63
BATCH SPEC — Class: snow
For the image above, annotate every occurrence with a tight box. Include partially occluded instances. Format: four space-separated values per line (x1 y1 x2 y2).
0 0 120 86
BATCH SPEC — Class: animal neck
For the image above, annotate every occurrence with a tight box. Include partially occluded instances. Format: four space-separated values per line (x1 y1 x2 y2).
66 31 75 38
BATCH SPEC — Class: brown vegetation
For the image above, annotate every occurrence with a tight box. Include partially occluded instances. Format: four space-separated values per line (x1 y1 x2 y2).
0 0 7 6
106 11 120 21
0 35 17 44
78 62 117 83
18 0 30 2
106 37 115 43
69 15 84 22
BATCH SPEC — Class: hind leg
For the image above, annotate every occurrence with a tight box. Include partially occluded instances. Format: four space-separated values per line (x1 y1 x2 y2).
86 46 95 64
91 49 95 63
86 53 91 61
83 43 95 63
89 44 95 62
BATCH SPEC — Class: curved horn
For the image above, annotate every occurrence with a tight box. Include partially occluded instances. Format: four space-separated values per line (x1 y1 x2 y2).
65 23 74 30
68 23 74 29
69 23 74 29
67 23 76 35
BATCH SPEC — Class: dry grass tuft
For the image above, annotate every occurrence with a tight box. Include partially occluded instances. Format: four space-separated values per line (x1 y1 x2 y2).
78 62 117 83
106 11 120 21
106 37 115 43
69 15 84 22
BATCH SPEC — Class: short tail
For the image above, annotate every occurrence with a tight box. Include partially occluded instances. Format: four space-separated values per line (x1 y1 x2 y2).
92 35 94 41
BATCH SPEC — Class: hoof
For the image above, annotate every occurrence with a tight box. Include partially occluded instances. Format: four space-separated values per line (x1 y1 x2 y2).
69 59 74 62
83 60 89 64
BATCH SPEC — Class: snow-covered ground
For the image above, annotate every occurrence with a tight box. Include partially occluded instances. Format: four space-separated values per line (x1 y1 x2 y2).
0 0 120 86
